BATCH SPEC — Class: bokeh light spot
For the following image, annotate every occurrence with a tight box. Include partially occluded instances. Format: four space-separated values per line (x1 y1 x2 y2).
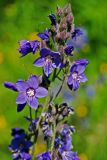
29 32 41 41
100 63 107 74
76 105 88 118
79 153 88 160
0 115 7 129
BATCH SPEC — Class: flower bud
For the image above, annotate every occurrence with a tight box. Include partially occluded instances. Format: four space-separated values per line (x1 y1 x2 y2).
63 4 71 16
56 6 63 16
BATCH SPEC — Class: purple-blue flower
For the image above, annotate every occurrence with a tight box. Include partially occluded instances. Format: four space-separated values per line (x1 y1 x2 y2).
64 45 74 56
18 40 40 57
54 124 79 160
67 27 88 49
9 128 32 160
36 151 51 160
16 75 48 109
38 29 49 41
49 13 56 25
67 59 88 91
33 48 63 77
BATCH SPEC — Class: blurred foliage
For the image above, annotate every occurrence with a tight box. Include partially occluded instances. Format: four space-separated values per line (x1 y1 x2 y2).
0 0 107 159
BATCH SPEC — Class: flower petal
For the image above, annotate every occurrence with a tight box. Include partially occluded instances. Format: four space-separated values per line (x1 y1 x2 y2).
53 57 63 68
16 80 28 92
33 57 45 67
67 74 73 85
4 81 18 91
36 87 48 98
79 73 88 82
16 93 26 104
30 40 40 53
70 64 77 74
73 80 80 91
20 152 32 160
40 48 51 57
27 75 39 89
27 97 39 109
76 64 86 74
44 61 53 77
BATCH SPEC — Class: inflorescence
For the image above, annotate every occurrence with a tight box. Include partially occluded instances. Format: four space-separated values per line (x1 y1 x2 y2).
4 4 89 160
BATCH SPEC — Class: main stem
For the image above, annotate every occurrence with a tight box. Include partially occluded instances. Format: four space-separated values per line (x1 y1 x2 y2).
31 84 52 159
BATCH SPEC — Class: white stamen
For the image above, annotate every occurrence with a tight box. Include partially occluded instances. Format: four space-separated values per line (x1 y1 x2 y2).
72 72 78 79
27 88 35 97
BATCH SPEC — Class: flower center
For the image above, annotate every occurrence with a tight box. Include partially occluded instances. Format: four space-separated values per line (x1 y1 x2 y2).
45 55 53 66
72 72 78 79
26 88 35 97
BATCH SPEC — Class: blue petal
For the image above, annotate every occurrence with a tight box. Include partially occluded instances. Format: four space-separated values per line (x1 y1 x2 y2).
40 48 51 57
44 61 53 77
4 81 18 91
33 57 45 67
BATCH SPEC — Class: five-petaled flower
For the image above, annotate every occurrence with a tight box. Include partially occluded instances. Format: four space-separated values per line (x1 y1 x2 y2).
67 59 88 91
33 48 63 77
18 40 40 57
16 75 48 109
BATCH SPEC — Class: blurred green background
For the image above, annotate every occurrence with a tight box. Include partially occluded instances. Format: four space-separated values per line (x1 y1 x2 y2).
0 0 107 159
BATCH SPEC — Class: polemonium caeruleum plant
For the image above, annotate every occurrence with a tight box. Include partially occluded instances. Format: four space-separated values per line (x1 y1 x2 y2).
4 4 89 160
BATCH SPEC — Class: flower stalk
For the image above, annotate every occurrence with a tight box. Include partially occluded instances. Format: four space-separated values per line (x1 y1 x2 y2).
4 3 89 160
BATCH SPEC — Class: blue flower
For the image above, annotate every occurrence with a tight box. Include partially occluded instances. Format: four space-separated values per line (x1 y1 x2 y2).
59 125 73 152
18 40 40 57
49 13 56 25
38 29 49 41
54 124 79 160
33 48 63 77
16 75 48 109
36 151 51 160
4 75 48 110
67 59 89 91
9 128 32 160
64 45 74 56
67 27 88 49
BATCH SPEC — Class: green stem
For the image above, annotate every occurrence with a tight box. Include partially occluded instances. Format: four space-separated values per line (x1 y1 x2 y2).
54 74 66 100
50 122 56 152
31 84 52 159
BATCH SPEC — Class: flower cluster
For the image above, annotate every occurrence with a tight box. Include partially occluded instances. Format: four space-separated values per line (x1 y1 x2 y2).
9 128 32 160
54 124 79 160
4 3 89 160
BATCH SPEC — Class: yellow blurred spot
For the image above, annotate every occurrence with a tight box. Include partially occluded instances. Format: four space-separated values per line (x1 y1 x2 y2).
100 63 107 74
0 52 4 64
79 153 88 160
30 142 46 156
0 115 7 129
29 32 41 41
4 4 17 17
76 105 88 118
